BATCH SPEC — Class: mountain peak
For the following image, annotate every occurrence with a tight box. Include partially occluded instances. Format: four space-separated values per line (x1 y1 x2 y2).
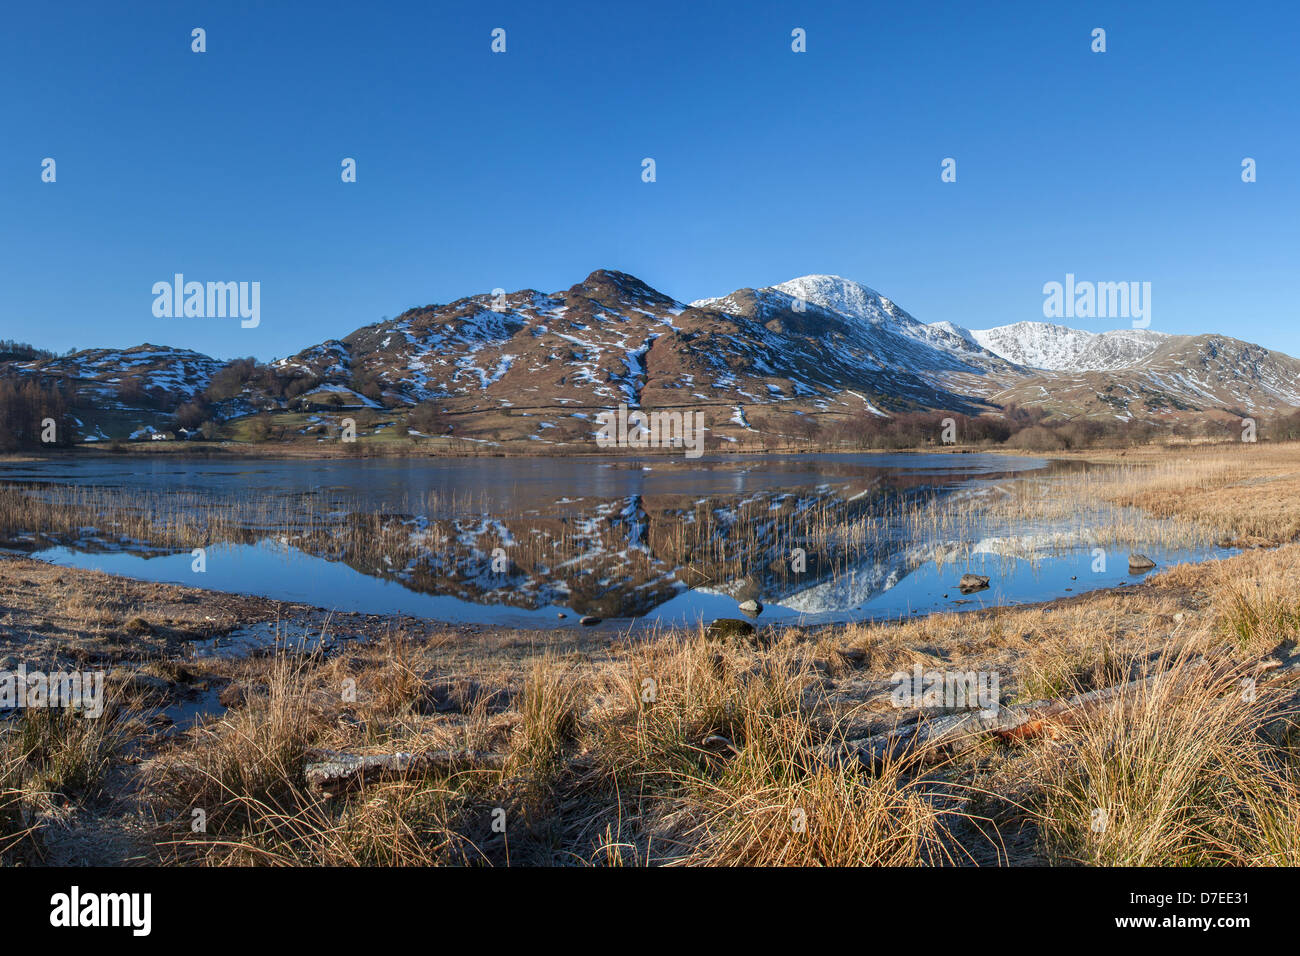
572 269 675 306
771 274 895 323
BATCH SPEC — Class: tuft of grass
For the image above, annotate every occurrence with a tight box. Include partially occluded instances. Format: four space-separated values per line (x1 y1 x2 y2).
1215 569 1300 653
156 643 505 866
0 688 134 864
156 649 320 859
0 748 44 864
9 698 132 798
507 657 583 813
579 635 975 866
1028 647 1300 866
677 724 967 866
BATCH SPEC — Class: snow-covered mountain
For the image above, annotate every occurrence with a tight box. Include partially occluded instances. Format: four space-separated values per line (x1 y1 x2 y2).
767 275 905 328
277 269 1300 431
14 344 223 400
274 269 1000 427
696 275 1172 374
965 322 1171 371
692 273 1300 420
8 270 1300 442
692 275 1014 375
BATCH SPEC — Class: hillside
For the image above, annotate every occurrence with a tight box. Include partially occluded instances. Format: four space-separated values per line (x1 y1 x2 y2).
3 271 1298 446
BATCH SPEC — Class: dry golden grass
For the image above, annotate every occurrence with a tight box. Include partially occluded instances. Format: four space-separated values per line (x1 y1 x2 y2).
0 683 139 865
0 745 44 864
136 631 982 866
1024 647 1300 866
150 651 322 863
10 704 132 799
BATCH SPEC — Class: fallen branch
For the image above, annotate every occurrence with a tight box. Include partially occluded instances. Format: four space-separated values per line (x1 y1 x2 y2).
831 645 1300 771
829 674 1162 770
304 748 505 795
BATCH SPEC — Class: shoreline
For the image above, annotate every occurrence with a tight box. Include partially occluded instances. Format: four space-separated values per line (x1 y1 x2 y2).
0 435 1257 464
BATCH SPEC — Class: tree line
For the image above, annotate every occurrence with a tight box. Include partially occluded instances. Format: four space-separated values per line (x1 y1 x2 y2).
0 378 75 450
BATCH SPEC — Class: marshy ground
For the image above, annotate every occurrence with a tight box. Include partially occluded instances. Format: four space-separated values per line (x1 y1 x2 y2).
3 441 1300 866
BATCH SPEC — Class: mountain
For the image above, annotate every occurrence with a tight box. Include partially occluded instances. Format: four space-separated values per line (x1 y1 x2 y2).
696 274 1300 422
986 333 1300 422
265 269 1005 445
12 344 222 401
707 274 1016 371
3 344 227 441
4 271 1299 443
967 322 1171 371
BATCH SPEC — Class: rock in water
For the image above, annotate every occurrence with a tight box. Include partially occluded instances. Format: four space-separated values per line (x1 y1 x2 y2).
1128 554 1157 573
738 599 763 617
958 573 990 593
579 615 601 626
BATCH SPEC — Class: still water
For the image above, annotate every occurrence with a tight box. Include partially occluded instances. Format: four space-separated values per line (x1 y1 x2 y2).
0 453 1230 628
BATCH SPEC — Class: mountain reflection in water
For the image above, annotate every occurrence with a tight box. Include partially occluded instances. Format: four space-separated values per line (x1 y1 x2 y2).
0 453 1231 627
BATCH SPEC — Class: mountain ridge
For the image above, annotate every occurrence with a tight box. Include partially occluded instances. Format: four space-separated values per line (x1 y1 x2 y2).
5 269 1299 443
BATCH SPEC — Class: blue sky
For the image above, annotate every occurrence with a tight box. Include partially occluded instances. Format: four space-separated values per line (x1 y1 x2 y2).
1 0 1295 361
